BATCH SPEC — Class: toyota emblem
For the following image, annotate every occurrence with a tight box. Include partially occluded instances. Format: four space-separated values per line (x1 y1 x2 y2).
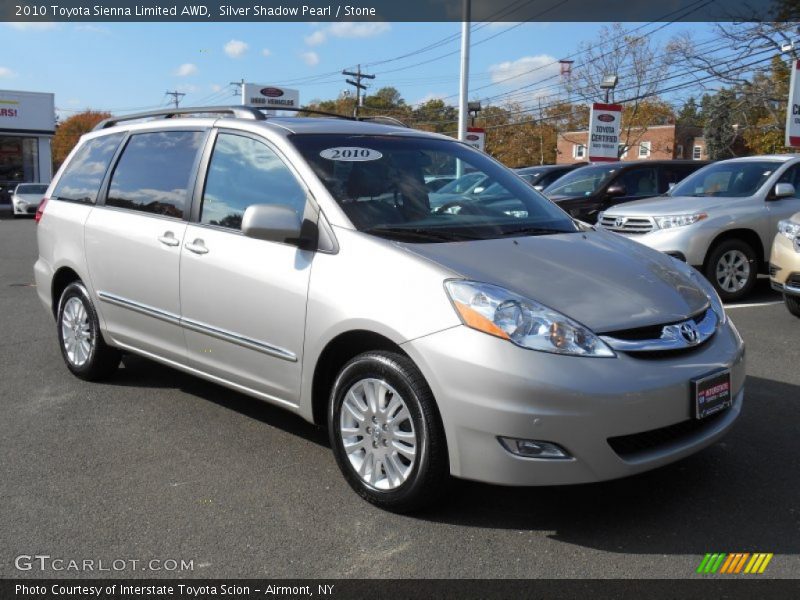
614 217 626 228
679 322 699 343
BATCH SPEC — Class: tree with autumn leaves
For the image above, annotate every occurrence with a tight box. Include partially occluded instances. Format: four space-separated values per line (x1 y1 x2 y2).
52 110 111 171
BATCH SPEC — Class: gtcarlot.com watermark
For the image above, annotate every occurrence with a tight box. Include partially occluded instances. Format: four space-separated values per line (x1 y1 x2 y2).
14 554 194 573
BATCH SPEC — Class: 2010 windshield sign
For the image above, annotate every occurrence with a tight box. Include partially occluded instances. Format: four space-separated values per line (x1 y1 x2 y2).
587 103 622 163
786 60 800 147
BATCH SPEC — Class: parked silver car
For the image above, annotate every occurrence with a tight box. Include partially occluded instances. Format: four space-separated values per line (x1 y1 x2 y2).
35 107 744 511
597 156 800 301
11 183 48 217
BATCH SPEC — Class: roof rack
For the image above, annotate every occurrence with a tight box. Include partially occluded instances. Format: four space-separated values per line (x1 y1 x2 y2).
93 106 265 130
93 105 410 131
359 115 409 128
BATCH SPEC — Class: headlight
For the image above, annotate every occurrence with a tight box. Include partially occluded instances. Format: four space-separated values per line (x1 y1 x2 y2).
685 267 727 325
655 213 707 230
444 280 615 357
777 219 800 240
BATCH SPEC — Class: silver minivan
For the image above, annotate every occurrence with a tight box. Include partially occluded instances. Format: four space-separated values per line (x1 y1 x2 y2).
35 107 745 511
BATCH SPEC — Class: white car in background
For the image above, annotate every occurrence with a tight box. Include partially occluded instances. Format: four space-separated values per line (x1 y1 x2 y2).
11 183 48 217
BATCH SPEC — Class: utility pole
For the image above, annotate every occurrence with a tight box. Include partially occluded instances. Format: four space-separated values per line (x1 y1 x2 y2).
230 78 246 103
165 90 186 109
342 65 375 117
456 0 471 176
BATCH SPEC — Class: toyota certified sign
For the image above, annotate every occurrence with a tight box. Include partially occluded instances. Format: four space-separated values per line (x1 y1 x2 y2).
242 84 299 110
787 60 800 147
465 127 486 152
588 103 623 162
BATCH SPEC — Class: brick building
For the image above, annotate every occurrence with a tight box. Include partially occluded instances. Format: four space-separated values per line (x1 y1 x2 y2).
556 124 708 164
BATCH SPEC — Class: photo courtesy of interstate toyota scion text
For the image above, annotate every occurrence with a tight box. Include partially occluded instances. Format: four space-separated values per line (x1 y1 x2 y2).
34 106 745 512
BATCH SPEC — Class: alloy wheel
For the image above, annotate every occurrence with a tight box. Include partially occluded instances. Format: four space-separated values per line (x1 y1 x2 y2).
338 377 417 490
61 296 94 367
715 249 750 293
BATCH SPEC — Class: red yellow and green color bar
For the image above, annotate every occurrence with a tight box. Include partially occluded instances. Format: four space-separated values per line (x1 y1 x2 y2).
697 553 773 574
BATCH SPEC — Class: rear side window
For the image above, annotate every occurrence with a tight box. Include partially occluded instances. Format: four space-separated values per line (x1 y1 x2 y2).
106 131 204 218
51 133 124 204
200 132 307 231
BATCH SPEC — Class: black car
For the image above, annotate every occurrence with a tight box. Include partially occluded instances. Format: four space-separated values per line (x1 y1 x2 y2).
543 160 710 223
515 163 587 190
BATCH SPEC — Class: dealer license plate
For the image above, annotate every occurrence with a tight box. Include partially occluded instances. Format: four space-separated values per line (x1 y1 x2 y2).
693 369 732 419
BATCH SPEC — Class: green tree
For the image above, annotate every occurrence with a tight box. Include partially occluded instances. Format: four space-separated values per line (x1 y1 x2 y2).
703 89 738 159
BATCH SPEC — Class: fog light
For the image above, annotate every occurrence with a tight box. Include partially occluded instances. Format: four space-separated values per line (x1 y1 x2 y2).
498 437 571 459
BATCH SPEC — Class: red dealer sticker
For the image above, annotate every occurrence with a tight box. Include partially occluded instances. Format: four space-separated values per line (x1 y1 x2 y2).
598 114 615 122
466 134 480 141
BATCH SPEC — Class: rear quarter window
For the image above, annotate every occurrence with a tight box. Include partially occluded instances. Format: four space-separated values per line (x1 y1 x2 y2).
51 133 125 204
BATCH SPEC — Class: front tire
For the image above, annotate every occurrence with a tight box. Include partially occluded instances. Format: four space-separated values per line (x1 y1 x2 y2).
786 294 800 318
57 282 121 381
328 351 449 512
704 239 758 302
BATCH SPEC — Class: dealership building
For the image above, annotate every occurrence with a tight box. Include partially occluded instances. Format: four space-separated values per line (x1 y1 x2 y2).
0 89 55 202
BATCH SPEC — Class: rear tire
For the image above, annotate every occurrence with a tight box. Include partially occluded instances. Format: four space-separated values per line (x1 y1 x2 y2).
328 350 449 513
786 294 800 318
704 239 758 302
57 282 121 381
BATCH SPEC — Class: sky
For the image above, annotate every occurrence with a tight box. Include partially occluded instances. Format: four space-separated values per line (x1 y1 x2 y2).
0 20 712 118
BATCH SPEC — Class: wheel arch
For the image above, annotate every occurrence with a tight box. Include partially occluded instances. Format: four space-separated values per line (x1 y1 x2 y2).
703 228 766 272
50 266 82 319
310 329 411 428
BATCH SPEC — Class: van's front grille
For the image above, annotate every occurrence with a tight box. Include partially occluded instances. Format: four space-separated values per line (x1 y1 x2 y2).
608 410 727 460
598 215 655 234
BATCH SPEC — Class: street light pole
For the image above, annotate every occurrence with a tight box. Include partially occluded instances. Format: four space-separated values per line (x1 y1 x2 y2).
457 0 471 176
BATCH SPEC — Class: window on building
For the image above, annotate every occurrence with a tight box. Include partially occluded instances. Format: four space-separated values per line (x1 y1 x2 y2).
106 131 205 218
574 144 586 159
51 133 124 205
200 133 307 231
676 144 684 159
638 141 652 158
693 145 703 160
618 144 629 159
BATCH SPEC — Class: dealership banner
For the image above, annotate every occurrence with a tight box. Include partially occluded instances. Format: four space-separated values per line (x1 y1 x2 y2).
786 60 800 148
3 0 799 22
242 84 300 110
587 103 622 163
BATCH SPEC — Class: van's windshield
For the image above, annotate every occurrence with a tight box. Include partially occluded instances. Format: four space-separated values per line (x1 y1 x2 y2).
290 134 577 243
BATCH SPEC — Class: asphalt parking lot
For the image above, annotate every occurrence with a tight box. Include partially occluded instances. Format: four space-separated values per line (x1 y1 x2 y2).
1 214 798 580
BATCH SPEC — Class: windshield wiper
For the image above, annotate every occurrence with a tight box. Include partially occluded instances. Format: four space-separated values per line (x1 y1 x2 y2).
363 226 481 242
498 226 572 237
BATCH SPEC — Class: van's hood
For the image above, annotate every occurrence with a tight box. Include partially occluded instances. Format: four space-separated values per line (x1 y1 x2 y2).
400 229 709 333
602 194 746 217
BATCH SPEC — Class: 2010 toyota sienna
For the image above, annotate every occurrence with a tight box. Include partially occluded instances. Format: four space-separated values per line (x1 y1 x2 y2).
35 106 745 512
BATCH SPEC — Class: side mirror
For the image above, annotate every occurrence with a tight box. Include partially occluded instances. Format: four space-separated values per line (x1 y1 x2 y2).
772 182 796 200
606 184 626 197
242 204 306 246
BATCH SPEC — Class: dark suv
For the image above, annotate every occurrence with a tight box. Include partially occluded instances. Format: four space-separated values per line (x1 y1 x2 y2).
544 160 710 223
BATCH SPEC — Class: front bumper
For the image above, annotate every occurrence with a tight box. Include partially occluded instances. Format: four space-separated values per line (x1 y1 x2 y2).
402 319 745 486
12 200 37 215
769 233 800 295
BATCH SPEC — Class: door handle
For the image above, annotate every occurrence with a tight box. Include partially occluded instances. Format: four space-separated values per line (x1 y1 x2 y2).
158 231 180 247
185 239 209 255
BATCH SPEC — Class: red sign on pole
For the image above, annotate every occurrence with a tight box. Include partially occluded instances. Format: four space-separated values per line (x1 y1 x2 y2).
588 103 622 162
